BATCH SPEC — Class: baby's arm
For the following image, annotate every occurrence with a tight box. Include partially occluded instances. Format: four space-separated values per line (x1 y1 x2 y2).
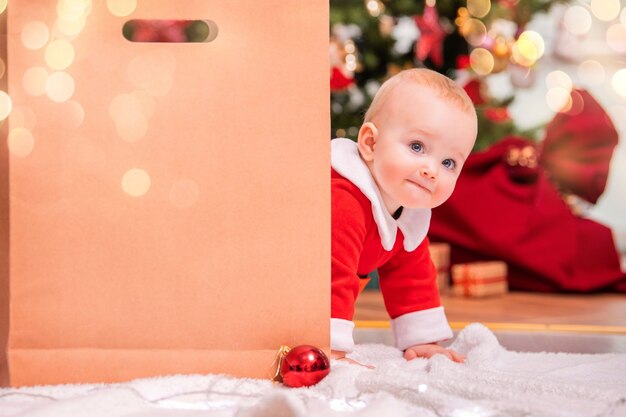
378 239 456 355
403 343 465 363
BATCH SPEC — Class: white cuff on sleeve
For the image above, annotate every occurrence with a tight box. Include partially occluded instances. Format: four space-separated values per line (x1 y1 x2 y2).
391 306 453 351
330 318 355 352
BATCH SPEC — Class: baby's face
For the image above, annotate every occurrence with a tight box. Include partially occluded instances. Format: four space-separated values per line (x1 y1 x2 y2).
368 84 477 212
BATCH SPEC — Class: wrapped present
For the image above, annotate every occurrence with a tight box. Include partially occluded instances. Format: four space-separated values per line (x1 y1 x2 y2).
429 242 451 293
451 261 508 297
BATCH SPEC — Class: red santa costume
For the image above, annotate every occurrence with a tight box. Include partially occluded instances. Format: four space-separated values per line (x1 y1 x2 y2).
331 138 453 352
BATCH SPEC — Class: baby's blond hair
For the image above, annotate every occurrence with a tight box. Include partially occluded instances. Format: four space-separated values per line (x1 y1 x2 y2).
363 68 475 123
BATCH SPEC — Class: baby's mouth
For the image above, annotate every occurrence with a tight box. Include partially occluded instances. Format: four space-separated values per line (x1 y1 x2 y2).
406 179 432 193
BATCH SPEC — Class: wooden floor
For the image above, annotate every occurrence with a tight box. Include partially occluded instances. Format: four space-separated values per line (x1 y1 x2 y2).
354 290 626 330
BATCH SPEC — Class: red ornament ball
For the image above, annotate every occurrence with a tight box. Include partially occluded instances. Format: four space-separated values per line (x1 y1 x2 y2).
279 345 330 388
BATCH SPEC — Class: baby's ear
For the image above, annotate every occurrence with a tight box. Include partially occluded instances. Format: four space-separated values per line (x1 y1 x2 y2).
357 122 378 162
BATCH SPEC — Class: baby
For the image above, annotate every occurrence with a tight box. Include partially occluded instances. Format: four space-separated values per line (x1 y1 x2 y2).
331 68 477 364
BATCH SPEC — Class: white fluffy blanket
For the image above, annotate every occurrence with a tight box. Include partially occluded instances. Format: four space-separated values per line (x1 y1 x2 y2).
1 324 625 417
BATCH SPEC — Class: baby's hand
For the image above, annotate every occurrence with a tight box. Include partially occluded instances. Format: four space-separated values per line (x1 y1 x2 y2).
403 343 465 363
331 350 375 369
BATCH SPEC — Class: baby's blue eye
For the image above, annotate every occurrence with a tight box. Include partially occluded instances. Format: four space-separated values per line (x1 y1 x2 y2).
410 142 423 153
442 159 456 169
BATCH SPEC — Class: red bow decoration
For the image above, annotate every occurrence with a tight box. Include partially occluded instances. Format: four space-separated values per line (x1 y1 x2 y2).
539 89 618 204
496 89 617 203
429 89 625 293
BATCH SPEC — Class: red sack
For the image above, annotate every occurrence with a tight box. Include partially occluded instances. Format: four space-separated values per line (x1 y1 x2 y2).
429 90 625 292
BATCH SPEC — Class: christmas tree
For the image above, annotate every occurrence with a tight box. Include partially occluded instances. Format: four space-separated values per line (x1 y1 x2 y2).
329 0 568 150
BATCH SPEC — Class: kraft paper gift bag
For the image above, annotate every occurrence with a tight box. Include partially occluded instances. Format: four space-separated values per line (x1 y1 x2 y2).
1 9 9 387
1 0 329 386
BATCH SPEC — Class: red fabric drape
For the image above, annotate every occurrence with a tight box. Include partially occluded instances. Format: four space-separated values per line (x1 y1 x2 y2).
429 90 625 292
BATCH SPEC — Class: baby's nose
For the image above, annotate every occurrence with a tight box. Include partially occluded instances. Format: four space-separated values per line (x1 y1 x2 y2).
420 166 437 180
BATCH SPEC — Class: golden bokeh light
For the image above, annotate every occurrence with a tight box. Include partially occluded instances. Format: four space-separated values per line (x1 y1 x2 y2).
23 67 49 96
81 0 93 17
563 6 592 35
546 87 573 113
109 93 149 141
9 108 26 129
567 90 585 116
46 71 75 102
8 128 35 157
57 0 90 20
511 31 544 67
56 15 87 37
461 18 487 46
345 59 357 72
107 0 136 17
122 168 151 197
455 6 469 27
492 37 510 57
590 0 620 22
169 179 200 209
63 0 92 10
63 100 85 129
366 0 383 17
545 70 572 92
467 0 491 18
10 106 38 131
56 3 81 21
578 60 605 85
45 40 75 70
606 24 626 54
131 90 157 118
128 51 176 96
21 21 50 50
470 48 494 76
0 0 7 14
0 91 12 120
612 68 626 98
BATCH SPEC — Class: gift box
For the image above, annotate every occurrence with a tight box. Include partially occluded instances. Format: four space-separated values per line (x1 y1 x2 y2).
429 242 450 293
1 0 329 386
451 261 508 297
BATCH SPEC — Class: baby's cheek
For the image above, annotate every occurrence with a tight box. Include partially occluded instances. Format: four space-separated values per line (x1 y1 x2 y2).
437 179 457 203
383 157 409 179
375 158 402 185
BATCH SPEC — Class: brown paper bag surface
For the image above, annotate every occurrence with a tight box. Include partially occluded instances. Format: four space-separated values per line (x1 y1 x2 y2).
0 10 8 387
3 0 329 386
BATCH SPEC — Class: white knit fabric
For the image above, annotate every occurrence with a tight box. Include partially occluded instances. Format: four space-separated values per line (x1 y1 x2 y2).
2 324 625 417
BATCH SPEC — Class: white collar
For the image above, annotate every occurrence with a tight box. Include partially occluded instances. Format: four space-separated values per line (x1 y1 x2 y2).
331 138 431 252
